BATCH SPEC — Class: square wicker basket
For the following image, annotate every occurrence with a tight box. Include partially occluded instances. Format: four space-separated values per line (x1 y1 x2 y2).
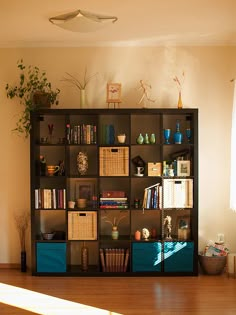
68 211 97 240
99 147 129 176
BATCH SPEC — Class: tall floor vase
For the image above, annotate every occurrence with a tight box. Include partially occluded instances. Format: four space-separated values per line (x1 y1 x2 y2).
21 251 27 272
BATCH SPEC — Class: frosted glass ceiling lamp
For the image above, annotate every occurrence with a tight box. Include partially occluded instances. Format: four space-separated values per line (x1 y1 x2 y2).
49 10 118 33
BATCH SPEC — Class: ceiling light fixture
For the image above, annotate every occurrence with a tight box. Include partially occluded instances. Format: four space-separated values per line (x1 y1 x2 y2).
49 10 118 33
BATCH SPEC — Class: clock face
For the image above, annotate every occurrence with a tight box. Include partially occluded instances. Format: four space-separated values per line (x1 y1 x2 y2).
107 83 121 103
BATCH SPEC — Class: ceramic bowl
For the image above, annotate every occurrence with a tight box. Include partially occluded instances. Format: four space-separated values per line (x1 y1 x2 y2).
42 232 54 240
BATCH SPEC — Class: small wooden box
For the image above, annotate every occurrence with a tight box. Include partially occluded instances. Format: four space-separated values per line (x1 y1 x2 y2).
148 162 162 176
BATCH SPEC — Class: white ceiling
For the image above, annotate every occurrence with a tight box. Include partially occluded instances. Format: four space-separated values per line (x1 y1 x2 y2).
0 0 235 47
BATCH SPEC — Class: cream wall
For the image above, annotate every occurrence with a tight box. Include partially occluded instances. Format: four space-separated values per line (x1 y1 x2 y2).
0 46 235 265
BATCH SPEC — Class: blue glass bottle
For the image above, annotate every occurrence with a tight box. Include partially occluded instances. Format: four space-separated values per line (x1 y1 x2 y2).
174 120 183 144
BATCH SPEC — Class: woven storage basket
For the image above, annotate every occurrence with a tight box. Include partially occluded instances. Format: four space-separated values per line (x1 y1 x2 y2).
99 147 129 176
68 211 97 240
198 254 226 275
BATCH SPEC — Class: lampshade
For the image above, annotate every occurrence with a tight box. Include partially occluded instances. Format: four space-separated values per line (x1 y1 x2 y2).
49 10 118 33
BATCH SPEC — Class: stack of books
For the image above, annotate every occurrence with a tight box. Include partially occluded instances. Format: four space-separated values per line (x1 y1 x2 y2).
99 191 128 209
100 248 129 272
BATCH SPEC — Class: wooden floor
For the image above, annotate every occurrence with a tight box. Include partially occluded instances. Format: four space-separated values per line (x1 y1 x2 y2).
0 269 236 315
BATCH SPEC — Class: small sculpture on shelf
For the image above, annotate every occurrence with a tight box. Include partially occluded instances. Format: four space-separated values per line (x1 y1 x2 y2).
77 151 88 175
137 80 156 108
164 215 172 239
142 228 150 240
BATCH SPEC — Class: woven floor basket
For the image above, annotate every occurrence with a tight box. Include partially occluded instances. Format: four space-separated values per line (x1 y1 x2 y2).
198 254 226 275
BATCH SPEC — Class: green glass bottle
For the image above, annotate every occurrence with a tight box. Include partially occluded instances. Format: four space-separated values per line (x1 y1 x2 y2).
136 133 144 144
150 133 156 144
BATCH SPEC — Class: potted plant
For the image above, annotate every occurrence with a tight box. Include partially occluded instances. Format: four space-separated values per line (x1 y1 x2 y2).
5 59 60 138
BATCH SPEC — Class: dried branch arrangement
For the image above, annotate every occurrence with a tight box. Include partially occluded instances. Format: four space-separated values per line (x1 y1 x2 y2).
102 210 128 227
14 210 30 251
62 68 98 90
173 71 185 92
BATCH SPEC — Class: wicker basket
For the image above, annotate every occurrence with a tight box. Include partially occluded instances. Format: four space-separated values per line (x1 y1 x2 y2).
68 211 97 240
198 254 226 275
99 147 129 176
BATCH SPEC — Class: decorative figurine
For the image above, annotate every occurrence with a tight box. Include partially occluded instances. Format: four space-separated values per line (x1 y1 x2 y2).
142 228 150 240
164 215 172 239
137 80 155 108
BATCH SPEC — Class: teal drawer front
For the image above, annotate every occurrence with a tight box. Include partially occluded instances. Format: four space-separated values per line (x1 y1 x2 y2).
36 243 67 272
164 242 194 272
132 242 162 272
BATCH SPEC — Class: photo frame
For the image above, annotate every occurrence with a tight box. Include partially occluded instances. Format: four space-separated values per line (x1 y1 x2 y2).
176 215 191 240
176 215 190 229
106 83 122 103
74 180 95 206
177 160 190 176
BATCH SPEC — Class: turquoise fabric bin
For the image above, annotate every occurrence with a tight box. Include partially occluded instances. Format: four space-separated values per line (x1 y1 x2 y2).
36 242 66 272
164 241 194 272
132 242 162 272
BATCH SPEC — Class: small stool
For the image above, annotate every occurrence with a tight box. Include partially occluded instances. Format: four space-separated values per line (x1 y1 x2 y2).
227 253 236 278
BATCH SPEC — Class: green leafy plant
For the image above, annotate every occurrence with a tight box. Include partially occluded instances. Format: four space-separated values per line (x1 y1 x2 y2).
5 59 60 138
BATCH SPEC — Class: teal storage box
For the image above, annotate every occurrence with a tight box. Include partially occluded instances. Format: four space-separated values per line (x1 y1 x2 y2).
36 242 66 272
132 242 162 272
164 241 194 272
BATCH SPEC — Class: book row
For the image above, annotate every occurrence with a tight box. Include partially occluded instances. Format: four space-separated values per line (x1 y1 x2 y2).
66 124 97 144
99 248 129 272
35 189 66 209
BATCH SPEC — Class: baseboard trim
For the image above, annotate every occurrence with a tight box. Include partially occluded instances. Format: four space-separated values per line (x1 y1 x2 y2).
0 263 20 269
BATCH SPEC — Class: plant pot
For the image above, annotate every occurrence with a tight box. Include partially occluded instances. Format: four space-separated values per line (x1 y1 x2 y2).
33 92 51 108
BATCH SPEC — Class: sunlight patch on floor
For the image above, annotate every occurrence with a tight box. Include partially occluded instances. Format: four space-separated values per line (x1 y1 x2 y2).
0 283 122 315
